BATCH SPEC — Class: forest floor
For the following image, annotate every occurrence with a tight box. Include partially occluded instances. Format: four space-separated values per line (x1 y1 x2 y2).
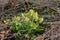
0 0 60 40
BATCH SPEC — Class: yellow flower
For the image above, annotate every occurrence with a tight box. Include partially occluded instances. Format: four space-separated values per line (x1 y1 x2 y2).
29 9 34 16
24 17 29 21
4 19 10 24
39 18 44 23
13 16 20 22
16 16 20 21
32 12 38 21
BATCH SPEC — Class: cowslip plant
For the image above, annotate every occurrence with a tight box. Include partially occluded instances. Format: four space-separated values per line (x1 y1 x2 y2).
10 9 44 40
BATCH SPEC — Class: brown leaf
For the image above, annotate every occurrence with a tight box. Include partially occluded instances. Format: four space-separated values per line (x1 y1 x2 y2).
37 35 43 40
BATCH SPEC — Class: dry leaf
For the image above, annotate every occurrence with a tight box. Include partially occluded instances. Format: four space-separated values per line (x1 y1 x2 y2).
37 35 43 40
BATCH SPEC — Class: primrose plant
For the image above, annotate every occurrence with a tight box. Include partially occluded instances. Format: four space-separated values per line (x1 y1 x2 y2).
4 9 44 40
